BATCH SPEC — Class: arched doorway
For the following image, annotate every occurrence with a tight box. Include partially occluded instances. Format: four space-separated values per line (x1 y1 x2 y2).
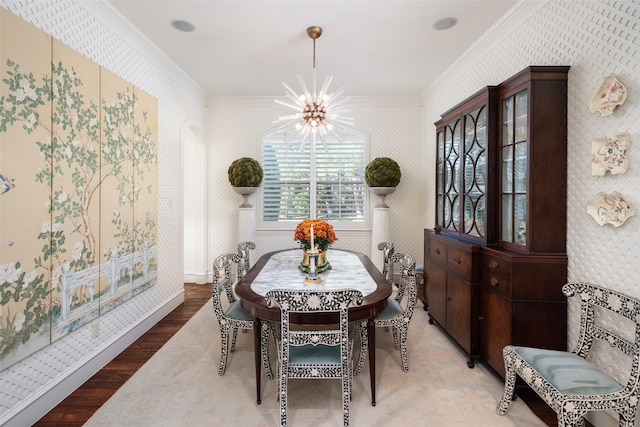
181 119 208 284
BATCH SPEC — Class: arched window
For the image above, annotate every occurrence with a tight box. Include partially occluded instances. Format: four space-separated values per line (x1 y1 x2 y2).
260 129 367 229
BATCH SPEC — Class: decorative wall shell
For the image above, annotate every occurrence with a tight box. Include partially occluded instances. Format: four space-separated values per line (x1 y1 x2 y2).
589 74 627 116
591 132 631 176
587 191 635 227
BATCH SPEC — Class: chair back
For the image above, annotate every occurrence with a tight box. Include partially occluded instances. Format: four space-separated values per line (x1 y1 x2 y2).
388 252 417 318
212 253 241 324
266 289 363 364
237 241 256 279
267 289 362 426
377 241 394 280
563 282 640 393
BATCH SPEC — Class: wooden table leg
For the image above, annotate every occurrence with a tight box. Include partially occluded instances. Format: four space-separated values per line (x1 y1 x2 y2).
254 318 262 404
367 318 376 406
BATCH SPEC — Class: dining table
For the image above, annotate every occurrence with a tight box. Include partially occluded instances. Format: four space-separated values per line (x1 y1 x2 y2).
236 248 392 406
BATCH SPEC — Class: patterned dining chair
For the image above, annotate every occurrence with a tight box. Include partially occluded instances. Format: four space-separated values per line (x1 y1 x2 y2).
236 241 255 335
266 289 363 427
212 253 272 378
497 282 640 426
378 241 394 278
377 242 395 333
237 241 255 279
354 252 417 374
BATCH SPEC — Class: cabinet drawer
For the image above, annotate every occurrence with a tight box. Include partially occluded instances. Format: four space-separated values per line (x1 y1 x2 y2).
482 254 511 278
481 270 512 295
447 246 472 278
430 239 447 265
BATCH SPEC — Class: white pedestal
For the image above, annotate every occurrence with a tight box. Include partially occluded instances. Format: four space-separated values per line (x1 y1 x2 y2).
238 206 257 267
371 206 391 272
234 187 258 267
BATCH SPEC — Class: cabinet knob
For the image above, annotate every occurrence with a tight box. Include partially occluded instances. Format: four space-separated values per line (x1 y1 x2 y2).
490 277 499 287
454 256 461 265
489 260 498 269
434 248 441 255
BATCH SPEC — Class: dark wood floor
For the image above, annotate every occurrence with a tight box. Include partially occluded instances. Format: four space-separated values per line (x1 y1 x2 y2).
35 283 564 426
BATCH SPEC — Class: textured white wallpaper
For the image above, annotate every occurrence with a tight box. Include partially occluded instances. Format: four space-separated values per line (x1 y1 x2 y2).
425 0 639 288
0 0 205 422
423 1 639 424
206 97 426 266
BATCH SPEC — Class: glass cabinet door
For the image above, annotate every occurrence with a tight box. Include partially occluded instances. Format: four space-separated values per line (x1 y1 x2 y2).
463 105 487 238
437 118 461 231
501 90 528 246
436 129 444 226
434 86 496 243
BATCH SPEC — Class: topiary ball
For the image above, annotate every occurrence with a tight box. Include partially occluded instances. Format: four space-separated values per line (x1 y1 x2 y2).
228 157 264 187
365 157 401 187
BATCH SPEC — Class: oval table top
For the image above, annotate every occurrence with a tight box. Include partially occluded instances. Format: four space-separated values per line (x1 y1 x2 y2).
237 248 392 324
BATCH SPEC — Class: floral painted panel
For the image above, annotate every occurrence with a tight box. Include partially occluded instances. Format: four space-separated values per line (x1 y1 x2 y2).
0 9 54 368
49 39 102 341
132 88 158 297
99 69 135 316
0 9 158 368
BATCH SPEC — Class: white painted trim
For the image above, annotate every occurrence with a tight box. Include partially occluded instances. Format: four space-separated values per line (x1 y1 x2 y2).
183 273 209 285
0 290 185 427
181 118 208 286
207 95 423 107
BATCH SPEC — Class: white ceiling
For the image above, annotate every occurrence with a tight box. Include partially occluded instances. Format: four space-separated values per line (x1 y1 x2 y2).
110 0 517 97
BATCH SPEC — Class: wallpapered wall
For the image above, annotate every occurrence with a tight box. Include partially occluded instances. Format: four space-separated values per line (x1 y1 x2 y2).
206 98 426 267
0 1 206 424
423 1 639 424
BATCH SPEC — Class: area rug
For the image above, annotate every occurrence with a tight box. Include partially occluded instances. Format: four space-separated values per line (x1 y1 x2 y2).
85 301 545 426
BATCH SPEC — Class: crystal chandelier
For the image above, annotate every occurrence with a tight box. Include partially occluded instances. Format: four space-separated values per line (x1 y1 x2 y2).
273 26 354 150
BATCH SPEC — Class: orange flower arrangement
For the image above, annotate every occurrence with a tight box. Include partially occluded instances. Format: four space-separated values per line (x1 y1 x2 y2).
294 218 338 251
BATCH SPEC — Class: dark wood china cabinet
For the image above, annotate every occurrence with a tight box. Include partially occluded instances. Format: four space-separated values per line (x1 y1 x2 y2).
425 66 570 376
426 87 498 367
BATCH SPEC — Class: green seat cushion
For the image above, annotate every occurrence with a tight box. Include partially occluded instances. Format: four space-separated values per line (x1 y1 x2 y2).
289 344 340 365
226 300 253 321
513 346 624 395
377 297 404 320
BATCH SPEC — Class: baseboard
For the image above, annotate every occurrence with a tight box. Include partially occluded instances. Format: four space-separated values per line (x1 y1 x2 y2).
1 290 185 427
183 273 209 284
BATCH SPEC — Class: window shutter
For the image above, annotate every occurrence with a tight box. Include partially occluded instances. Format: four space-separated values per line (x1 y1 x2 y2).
316 140 365 221
262 134 366 223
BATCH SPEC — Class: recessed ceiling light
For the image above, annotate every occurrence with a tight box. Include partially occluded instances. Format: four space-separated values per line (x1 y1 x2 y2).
172 20 195 32
433 17 458 31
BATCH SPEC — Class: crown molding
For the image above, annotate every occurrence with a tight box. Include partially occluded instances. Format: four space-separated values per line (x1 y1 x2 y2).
207 95 423 108
79 0 206 97
422 0 550 98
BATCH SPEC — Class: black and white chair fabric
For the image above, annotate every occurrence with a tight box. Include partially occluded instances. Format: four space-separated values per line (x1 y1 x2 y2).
497 282 640 426
266 289 363 427
378 241 394 278
237 241 255 279
212 253 272 378
354 252 417 374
